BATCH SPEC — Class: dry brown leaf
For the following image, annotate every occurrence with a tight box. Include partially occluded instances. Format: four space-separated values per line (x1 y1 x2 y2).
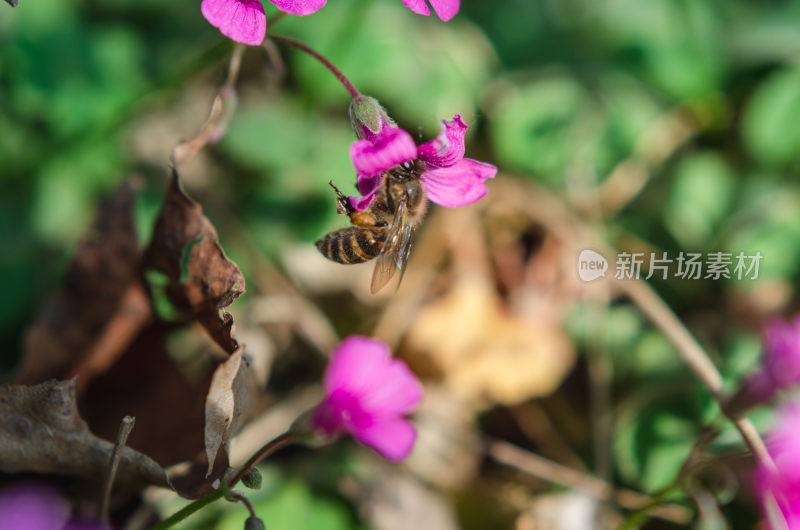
0 379 168 490
144 169 245 354
204 348 248 477
18 179 142 384
405 276 575 408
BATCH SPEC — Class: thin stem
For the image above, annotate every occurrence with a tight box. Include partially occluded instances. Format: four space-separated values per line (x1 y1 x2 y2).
617 278 775 472
268 35 360 99
489 440 691 525
616 485 682 530
267 11 288 26
226 490 258 519
156 432 295 529
228 431 296 487
100 416 135 524
171 43 246 168
152 488 227 530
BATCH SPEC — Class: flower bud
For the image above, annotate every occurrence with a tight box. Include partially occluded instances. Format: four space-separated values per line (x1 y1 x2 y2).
244 516 266 530
241 468 262 490
348 95 396 140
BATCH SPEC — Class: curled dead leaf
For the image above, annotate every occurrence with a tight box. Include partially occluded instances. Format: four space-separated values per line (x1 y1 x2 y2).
204 348 249 477
0 379 168 490
144 169 245 353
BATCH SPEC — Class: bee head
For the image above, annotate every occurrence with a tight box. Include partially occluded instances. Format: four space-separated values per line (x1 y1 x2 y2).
388 160 424 205
391 159 424 180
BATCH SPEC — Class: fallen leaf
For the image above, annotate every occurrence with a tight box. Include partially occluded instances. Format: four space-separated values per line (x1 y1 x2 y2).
204 348 249 476
143 169 245 354
18 179 141 384
405 277 575 408
0 379 168 490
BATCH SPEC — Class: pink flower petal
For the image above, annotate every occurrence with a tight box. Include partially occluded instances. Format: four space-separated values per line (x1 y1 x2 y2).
352 416 417 461
350 126 417 179
202 0 266 46
356 173 383 197
360 358 423 415
755 402 800 528
266 0 326 15
401 0 430 16
421 158 496 207
428 0 459 21
417 114 467 168
348 191 377 212
323 336 392 398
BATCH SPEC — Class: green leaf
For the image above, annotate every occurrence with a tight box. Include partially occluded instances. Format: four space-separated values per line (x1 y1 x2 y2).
615 386 700 493
664 152 735 249
217 479 354 530
742 68 800 166
598 0 723 99
724 182 800 279
491 75 586 183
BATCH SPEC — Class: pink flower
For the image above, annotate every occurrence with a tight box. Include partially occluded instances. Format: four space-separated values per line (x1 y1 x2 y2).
311 335 423 461
201 0 458 45
201 0 267 46
401 0 460 21
741 315 800 405
348 115 497 211
755 402 800 529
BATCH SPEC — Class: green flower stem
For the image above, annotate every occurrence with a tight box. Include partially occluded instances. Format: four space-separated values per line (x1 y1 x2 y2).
268 35 360 99
152 487 227 530
227 431 296 487
155 431 296 529
616 485 681 530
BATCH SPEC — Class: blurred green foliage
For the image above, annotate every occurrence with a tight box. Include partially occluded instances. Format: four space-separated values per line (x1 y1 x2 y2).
4 0 800 526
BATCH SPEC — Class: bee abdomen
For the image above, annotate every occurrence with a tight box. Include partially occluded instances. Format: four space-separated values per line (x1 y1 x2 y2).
315 228 384 264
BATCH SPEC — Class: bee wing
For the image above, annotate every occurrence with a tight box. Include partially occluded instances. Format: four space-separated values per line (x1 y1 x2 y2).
393 223 415 290
370 196 411 294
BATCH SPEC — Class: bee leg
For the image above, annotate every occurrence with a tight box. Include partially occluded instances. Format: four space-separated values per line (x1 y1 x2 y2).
328 180 354 215
328 180 378 227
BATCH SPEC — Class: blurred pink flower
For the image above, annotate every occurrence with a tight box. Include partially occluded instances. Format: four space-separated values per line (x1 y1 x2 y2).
741 315 800 405
763 315 800 391
348 115 497 211
201 0 267 46
0 482 69 530
0 482 107 530
755 402 800 529
311 335 423 461
401 0 460 21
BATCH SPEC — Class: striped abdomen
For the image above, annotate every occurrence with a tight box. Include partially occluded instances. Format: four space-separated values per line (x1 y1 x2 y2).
315 227 387 264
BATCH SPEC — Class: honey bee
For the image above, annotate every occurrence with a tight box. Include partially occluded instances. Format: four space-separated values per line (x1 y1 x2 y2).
315 159 428 293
